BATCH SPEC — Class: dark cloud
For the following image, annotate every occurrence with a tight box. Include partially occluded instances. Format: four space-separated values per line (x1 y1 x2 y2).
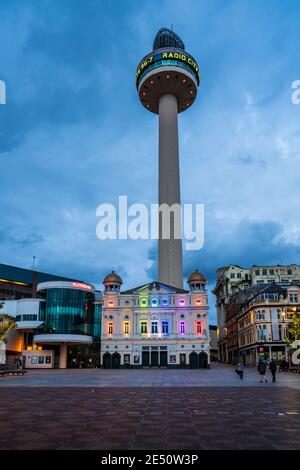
183 219 300 284
234 154 266 166
147 218 300 286
0 0 139 153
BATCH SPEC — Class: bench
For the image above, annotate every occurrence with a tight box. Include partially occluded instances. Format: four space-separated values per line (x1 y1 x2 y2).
0 369 27 377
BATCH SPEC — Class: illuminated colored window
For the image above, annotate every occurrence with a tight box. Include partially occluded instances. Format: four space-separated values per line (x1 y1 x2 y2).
108 322 113 335
124 322 129 335
180 321 185 334
141 298 147 307
140 321 147 334
162 321 169 334
196 321 202 334
151 321 158 334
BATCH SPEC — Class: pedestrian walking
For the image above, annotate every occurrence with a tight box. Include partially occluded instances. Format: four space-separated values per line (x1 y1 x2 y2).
269 359 277 383
235 362 244 380
257 359 268 383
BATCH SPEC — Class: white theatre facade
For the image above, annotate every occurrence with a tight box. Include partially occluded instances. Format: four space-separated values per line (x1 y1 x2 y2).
101 271 210 368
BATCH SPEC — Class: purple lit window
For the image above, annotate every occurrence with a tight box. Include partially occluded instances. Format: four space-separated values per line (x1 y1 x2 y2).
180 321 185 334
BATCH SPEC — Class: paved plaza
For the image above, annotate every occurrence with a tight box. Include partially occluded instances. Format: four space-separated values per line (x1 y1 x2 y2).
0 364 299 450
0 363 300 389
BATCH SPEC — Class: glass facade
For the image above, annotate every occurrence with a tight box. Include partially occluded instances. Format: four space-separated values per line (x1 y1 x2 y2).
93 302 102 341
37 287 95 337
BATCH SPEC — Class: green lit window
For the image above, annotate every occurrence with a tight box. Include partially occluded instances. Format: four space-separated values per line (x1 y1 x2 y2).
140 321 147 334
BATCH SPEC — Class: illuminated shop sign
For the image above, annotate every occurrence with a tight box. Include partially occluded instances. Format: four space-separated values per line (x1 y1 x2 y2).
72 282 92 291
136 49 200 86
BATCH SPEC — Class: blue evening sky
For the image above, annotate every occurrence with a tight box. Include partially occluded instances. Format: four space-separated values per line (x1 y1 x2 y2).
1 0 300 322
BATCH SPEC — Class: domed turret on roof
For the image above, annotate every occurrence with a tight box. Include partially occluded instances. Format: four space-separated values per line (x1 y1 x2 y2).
103 271 122 292
187 270 207 291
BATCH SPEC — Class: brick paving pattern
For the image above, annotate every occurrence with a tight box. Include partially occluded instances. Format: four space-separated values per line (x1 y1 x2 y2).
0 386 299 450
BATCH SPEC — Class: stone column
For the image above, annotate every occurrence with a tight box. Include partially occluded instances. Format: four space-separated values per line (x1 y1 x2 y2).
158 94 183 289
59 344 68 369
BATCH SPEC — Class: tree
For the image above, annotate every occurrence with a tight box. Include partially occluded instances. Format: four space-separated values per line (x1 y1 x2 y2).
286 314 300 345
0 303 15 344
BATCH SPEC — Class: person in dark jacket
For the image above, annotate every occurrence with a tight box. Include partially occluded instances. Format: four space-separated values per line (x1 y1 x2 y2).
258 359 268 383
236 362 244 380
269 359 277 382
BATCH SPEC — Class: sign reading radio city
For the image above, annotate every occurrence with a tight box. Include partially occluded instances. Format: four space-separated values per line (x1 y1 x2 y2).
136 48 200 89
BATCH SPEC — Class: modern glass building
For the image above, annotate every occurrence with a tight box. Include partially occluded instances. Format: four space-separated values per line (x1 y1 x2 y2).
32 281 97 368
2 279 103 369
37 283 95 337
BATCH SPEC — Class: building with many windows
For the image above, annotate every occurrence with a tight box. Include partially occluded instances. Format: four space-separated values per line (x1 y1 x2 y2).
1 280 101 368
213 264 300 364
101 270 210 368
212 265 251 362
1 264 211 370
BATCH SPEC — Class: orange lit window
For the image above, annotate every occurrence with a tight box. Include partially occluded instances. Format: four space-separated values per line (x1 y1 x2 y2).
108 322 113 335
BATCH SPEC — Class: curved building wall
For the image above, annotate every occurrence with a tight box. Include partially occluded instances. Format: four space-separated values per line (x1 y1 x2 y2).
37 282 95 337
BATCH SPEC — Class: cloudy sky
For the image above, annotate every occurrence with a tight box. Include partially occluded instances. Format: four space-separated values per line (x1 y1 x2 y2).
1 0 300 322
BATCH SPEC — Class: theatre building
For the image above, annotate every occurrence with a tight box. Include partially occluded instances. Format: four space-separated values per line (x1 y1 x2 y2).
1 280 101 368
101 271 210 369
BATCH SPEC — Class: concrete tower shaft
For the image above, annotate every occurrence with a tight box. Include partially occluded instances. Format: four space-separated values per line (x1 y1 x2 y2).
158 94 183 288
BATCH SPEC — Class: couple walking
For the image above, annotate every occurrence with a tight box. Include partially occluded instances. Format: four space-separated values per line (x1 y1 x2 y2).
235 359 278 382
258 359 277 383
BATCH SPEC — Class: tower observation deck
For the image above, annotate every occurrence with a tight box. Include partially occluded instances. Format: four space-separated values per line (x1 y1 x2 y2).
136 28 200 289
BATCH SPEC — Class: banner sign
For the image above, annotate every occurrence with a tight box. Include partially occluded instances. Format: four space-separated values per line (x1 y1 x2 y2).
136 49 200 86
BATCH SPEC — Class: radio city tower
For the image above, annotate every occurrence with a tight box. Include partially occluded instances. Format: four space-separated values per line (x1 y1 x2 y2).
136 28 200 289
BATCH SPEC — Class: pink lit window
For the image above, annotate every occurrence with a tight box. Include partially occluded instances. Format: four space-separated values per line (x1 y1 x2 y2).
196 321 202 334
